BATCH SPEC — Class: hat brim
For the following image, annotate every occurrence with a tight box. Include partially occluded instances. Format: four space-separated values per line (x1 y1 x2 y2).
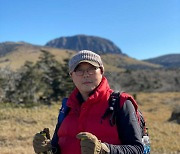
70 60 100 73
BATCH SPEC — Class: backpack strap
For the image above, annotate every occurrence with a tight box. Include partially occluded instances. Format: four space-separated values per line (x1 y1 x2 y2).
58 98 70 123
101 91 120 126
51 98 70 153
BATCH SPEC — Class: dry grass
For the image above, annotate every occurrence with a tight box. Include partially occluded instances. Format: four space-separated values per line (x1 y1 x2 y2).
136 92 180 153
0 92 180 154
0 104 59 154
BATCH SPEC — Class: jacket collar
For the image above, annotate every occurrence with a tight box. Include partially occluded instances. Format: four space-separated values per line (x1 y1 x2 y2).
67 76 111 108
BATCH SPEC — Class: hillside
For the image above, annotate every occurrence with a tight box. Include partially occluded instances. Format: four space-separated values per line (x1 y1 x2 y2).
0 42 39 56
144 54 180 68
101 54 161 70
45 34 123 54
0 42 160 71
0 42 74 70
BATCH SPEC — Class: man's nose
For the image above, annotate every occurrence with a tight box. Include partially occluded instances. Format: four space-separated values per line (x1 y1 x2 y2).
83 70 90 77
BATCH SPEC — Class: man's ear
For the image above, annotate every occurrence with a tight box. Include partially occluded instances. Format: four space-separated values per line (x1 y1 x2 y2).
100 68 104 74
69 72 72 77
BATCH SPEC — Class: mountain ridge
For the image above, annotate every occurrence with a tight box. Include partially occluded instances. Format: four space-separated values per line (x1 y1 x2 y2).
144 54 180 68
45 34 123 55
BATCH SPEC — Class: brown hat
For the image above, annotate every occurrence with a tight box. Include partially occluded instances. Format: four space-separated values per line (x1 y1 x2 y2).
68 50 104 73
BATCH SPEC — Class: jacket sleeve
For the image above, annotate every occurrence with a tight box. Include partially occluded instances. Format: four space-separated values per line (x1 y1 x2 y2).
105 100 144 154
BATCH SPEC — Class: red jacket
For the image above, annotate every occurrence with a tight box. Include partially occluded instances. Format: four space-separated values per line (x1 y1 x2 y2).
57 77 121 154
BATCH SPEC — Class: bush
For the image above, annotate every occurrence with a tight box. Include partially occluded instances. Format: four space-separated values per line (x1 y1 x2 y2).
169 105 180 124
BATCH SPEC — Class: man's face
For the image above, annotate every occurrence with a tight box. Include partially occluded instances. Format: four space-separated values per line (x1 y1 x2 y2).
71 62 103 96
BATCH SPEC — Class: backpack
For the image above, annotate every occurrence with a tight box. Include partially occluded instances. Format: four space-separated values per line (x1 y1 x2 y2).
101 91 149 137
101 91 150 154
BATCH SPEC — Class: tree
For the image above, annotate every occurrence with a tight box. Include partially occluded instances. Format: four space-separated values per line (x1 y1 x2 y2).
1 50 74 106
60 58 74 97
35 50 74 103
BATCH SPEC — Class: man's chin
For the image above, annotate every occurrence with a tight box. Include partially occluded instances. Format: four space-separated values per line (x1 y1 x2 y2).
82 87 95 93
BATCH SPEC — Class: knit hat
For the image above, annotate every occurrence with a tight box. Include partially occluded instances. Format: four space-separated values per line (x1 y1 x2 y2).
69 50 104 73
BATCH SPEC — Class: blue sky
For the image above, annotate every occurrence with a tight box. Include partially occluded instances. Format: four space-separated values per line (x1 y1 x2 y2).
0 0 179 60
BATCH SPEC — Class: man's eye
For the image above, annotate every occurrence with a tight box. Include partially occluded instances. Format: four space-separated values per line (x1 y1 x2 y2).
88 67 96 70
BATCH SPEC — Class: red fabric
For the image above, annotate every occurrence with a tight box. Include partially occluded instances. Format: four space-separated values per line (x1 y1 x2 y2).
57 77 139 154
57 77 121 154
119 92 140 123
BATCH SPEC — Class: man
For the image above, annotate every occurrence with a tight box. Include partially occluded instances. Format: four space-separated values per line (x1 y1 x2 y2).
33 50 144 154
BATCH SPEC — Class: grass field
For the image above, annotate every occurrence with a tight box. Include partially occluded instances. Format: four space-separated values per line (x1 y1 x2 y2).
0 92 180 154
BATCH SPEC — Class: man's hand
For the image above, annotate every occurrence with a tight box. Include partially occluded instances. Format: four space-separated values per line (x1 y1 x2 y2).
33 128 52 154
76 132 110 154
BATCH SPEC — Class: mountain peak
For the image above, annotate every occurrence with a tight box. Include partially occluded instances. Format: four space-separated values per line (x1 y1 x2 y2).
45 34 123 55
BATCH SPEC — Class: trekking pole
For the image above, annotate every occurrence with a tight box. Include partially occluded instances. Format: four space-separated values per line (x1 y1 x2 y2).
39 128 53 154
